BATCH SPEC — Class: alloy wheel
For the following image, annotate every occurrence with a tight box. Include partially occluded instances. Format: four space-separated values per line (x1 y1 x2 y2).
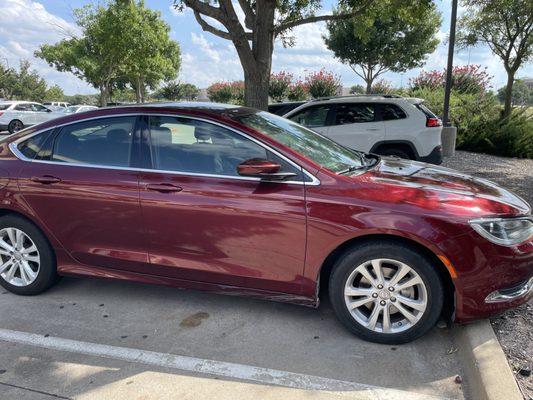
0 227 40 287
344 258 428 333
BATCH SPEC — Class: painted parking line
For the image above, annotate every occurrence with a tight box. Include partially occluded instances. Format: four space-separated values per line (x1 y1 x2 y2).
0 328 450 400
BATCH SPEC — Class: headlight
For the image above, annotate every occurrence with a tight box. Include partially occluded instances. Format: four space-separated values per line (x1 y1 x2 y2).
469 217 533 246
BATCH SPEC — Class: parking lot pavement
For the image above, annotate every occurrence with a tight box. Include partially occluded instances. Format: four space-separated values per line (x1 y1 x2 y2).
0 277 465 399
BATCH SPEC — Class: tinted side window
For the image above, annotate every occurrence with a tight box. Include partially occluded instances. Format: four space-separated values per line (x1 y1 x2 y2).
335 104 375 124
52 117 136 167
15 104 32 111
381 104 407 120
290 105 331 128
31 104 49 112
17 130 53 159
149 116 300 178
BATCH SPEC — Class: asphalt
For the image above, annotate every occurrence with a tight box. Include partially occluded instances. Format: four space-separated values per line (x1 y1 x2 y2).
0 277 466 399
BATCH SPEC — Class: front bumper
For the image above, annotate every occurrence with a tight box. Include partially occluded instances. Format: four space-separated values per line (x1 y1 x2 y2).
439 230 533 322
485 277 533 303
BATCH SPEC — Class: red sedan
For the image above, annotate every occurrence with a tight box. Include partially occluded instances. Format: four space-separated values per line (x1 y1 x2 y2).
0 103 531 344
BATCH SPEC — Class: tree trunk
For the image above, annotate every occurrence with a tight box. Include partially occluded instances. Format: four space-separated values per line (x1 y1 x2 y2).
365 79 372 94
135 77 143 104
99 83 109 107
239 0 275 110
503 70 515 118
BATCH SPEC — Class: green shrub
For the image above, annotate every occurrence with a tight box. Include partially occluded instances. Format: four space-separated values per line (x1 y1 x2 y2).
287 81 308 101
410 88 532 158
207 82 234 103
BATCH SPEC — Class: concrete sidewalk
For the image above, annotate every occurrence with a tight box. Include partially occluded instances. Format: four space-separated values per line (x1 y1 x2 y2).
0 277 465 399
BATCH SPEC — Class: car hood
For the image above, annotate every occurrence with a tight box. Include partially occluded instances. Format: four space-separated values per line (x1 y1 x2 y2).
351 157 531 218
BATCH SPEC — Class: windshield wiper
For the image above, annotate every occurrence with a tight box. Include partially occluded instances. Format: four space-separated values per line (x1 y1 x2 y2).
338 153 380 175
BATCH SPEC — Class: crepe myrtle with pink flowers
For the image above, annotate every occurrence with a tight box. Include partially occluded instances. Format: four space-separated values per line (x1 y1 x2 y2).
409 65 492 95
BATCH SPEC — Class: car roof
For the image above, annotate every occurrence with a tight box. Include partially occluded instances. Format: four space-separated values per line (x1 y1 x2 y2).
98 102 254 116
0 100 34 105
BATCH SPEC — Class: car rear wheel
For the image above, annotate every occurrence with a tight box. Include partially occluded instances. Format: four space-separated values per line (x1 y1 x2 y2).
8 120 24 134
0 215 58 295
329 241 443 344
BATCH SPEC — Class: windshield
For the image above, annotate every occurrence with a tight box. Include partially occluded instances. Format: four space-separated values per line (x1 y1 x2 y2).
232 111 363 173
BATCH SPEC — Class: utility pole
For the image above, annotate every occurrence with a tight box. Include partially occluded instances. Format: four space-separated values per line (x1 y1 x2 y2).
443 0 458 127
441 0 458 157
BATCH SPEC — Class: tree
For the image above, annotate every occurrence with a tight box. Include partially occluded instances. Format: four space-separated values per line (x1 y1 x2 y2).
324 2 440 93
174 0 428 110
157 81 199 100
36 1 180 106
497 79 532 106
11 60 47 102
458 0 533 117
44 85 65 102
118 1 181 103
0 61 17 99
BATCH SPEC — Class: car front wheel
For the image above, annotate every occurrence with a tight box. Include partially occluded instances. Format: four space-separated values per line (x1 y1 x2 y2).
329 241 443 344
8 120 24 134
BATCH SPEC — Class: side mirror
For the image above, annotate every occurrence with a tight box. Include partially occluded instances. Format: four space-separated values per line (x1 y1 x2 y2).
237 158 297 181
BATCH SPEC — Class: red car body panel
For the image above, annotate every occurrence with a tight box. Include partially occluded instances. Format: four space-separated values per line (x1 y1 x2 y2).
0 104 531 323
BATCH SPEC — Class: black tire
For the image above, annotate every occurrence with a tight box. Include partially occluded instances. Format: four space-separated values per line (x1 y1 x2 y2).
0 215 58 295
8 120 24 134
377 148 411 160
329 241 443 344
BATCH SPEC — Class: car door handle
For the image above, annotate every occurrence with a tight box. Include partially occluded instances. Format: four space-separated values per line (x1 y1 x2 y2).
366 128 380 131
145 183 183 193
31 175 61 184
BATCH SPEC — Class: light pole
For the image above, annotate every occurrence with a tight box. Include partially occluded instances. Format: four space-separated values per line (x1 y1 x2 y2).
441 0 458 157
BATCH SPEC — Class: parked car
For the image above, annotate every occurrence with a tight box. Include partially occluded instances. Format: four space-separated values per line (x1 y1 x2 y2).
268 101 307 116
43 101 70 110
0 101 56 134
0 103 531 344
283 95 443 164
55 105 98 115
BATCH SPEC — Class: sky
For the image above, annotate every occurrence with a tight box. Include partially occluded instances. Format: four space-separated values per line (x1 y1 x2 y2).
0 0 531 95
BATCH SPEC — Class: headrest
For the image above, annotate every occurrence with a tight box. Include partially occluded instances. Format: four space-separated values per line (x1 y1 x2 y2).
194 126 212 142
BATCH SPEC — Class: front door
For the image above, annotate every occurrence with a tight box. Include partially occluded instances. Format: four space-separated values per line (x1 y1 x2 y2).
17 116 148 271
138 115 308 294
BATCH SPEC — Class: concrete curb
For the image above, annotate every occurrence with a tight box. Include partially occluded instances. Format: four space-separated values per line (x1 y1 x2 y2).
453 320 522 400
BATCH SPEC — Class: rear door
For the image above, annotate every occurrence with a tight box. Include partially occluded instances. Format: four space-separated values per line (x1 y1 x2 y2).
13 103 35 126
138 115 308 294
287 104 334 135
327 103 385 152
16 115 148 271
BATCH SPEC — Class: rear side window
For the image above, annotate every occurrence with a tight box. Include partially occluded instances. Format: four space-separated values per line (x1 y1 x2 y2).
381 104 407 120
17 130 54 159
14 104 32 111
0 105 10 111
415 103 438 118
335 104 375 124
290 105 332 128
52 117 136 167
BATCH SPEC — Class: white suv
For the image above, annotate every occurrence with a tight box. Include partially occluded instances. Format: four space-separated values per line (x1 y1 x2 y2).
284 95 443 164
0 101 56 134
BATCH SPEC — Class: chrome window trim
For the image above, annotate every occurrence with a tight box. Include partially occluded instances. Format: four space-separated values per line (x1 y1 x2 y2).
8 112 320 186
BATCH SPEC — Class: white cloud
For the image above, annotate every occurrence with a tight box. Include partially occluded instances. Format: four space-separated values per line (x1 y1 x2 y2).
0 0 94 95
